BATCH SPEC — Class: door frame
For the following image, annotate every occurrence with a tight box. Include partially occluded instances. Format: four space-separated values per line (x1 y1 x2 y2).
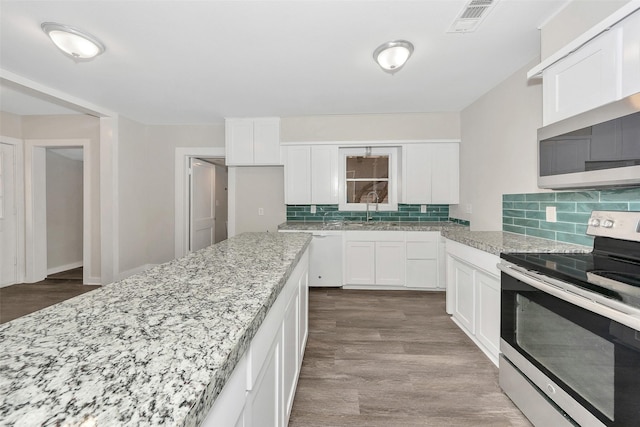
174 147 226 259
0 136 25 286
24 138 93 284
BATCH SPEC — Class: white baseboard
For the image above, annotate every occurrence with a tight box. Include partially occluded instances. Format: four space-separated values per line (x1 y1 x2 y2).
47 261 83 276
84 277 102 285
118 264 157 281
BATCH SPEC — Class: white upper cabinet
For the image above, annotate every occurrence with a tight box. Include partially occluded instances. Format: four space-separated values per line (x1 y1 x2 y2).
621 9 640 98
284 145 311 204
542 27 620 125
311 145 339 205
225 117 281 166
283 144 339 205
402 142 459 205
531 5 640 125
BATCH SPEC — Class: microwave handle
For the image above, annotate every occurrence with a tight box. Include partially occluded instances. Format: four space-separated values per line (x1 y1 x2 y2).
498 262 640 331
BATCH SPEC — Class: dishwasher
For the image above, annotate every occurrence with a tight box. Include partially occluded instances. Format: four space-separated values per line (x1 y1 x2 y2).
309 231 343 287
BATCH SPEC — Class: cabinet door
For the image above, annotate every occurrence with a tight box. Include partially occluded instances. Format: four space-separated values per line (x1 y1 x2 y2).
253 118 281 165
451 258 475 334
406 259 438 289
344 241 375 285
543 27 620 125
430 143 459 204
298 270 309 362
621 9 640 98
402 144 432 204
247 333 281 427
284 146 311 204
475 270 500 361
311 145 339 204
282 291 299 420
375 241 405 286
226 119 255 165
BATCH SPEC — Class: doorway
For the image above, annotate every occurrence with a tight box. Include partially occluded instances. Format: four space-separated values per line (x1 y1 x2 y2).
45 148 84 276
174 147 227 259
24 139 93 284
189 158 228 252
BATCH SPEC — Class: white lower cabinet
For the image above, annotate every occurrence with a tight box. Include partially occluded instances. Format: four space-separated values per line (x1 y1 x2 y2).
203 250 309 427
343 231 405 287
475 270 501 359
405 232 441 289
445 239 500 366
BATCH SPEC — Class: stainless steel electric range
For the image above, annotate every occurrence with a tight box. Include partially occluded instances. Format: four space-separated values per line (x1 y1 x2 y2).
498 210 640 427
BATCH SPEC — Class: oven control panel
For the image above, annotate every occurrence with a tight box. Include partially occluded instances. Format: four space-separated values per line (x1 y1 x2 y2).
587 210 640 242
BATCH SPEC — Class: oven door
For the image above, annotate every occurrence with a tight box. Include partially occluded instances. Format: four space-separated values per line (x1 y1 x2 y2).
501 271 640 427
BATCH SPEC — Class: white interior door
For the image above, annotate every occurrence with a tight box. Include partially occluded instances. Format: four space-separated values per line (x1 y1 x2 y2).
190 159 215 252
0 143 18 286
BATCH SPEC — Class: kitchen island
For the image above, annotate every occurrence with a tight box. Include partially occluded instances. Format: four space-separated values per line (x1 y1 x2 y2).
0 232 311 426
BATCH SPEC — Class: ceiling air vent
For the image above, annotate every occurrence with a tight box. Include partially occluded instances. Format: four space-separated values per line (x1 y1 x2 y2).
447 0 497 33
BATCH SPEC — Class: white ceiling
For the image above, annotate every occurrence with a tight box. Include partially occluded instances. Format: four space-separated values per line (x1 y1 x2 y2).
0 0 568 125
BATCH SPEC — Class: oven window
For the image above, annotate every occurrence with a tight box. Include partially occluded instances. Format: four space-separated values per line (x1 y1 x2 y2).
515 294 615 420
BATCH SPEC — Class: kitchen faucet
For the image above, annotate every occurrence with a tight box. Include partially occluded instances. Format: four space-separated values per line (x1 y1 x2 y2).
366 191 379 222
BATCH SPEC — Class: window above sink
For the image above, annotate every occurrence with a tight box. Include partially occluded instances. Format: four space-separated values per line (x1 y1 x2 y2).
339 147 399 212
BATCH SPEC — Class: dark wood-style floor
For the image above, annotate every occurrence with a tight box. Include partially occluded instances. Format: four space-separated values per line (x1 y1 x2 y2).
0 268 100 324
288 288 531 427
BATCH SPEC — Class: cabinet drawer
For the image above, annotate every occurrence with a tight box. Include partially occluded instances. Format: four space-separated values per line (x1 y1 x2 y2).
406 241 437 259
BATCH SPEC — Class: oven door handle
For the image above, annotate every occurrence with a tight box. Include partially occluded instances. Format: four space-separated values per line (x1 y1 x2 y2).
498 262 640 331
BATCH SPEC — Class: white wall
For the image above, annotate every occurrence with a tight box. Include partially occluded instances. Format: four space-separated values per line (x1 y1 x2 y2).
450 59 544 231
46 150 83 272
234 167 286 234
541 0 630 60
281 113 460 142
451 0 629 230
116 120 225 273
118 116 149 274
21 114 102 278
0 111 22 138
214 164 228 243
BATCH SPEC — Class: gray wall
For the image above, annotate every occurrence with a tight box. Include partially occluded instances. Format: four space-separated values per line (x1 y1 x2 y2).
46 150 83 272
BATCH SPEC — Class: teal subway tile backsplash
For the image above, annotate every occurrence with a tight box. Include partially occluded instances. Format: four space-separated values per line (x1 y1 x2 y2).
286 204 451 223
503 188 640 247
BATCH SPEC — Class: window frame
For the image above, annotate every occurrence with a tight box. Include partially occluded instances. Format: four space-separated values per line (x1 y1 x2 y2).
338 147 398 212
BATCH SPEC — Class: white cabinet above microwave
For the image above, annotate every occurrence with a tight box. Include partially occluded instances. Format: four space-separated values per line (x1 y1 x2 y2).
529 4 640 126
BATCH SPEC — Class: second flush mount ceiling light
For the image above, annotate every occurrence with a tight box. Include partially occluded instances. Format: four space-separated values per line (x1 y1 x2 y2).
41 22 105 60
373 40 414 74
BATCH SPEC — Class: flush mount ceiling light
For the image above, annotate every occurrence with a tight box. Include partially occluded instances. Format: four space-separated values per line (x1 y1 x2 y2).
373 40 414 74
41 22 105 60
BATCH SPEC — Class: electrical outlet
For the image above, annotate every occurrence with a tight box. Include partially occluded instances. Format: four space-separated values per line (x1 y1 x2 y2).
420 205 427 213
546 206 557 222
258 208 264 216
310 205 316 214
465 204 472 214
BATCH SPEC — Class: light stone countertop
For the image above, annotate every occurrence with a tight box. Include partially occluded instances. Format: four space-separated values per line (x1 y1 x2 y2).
441 229 591 256
0 232 312 427
278 221 466 232
278 221 591 255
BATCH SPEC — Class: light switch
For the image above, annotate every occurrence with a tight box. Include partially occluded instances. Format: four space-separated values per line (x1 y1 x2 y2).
258 208 264 216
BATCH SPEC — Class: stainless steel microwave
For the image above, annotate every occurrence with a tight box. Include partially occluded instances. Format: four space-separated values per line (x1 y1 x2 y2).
538 93 640 189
